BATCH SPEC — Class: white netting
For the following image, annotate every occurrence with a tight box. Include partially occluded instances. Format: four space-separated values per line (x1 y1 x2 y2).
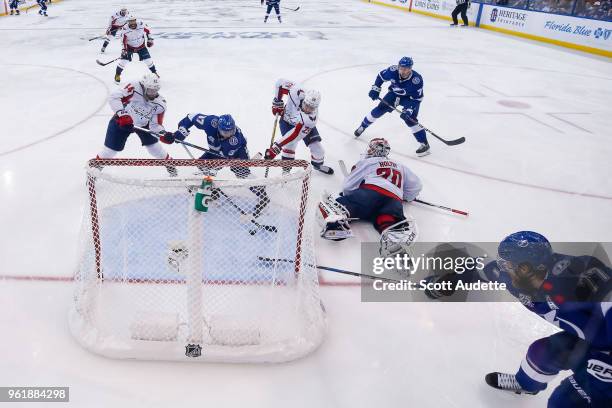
69 159 326 363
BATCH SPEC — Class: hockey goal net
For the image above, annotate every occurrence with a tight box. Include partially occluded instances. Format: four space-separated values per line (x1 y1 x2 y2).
69 159 326 363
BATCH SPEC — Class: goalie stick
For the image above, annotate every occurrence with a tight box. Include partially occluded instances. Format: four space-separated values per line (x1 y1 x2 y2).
257 256 400 283
376 98 465 146
338 160 469 216
96 57 119 66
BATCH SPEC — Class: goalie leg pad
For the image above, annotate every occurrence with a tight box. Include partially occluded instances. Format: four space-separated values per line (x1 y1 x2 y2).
379 218 419 257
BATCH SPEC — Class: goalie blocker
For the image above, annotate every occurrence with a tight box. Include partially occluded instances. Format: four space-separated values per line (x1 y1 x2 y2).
317 138 421 256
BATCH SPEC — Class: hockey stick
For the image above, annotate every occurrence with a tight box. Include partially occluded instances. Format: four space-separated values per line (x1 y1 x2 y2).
133 126 222 157
377 98 465 146
281 6 300 11
96 57 119 66
338 160 469 216
139 127 278 234
216 189 278 234
264 113 280 178
87 35 105 41
257 256 401 283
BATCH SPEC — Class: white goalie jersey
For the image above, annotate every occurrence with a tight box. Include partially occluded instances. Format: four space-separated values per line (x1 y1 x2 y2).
109 82 166 133
343 157 422 202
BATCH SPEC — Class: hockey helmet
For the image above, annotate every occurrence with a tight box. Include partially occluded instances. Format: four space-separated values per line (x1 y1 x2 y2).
141 73 160 100
398 56 414 68
301 89 321 114
497 231 552 286
217 114 237 139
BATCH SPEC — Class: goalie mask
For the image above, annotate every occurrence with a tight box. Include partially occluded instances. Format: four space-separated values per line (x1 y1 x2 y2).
379 218 418 257
140 73 160 100
366 138 391 158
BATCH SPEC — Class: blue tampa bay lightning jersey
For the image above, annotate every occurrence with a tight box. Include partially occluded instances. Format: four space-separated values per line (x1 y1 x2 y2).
480 254 612 349
374 65 424 101
176 113 248 159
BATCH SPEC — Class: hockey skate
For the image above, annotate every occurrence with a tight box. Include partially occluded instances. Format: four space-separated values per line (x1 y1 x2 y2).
312 161 334 175
354 125 365 137
485 372 539 395
416 143 430 157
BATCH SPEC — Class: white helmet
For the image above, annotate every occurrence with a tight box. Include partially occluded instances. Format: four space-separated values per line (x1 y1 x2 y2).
301 89 321 113
119 7 128 16
141 73 160 100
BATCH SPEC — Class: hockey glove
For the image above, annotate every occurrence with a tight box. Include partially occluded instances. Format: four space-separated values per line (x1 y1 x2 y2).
116 110 133 127
174 127 189 141
147 39 154 47
120 49 129 59
159 131 175 144
271 98 285 116
368 85 381 101
264 143 282 160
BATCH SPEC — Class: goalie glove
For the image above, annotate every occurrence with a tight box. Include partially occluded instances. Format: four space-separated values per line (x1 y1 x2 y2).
264 143 282 160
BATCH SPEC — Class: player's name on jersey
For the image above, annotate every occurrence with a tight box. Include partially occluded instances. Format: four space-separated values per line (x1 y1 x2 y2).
372 280 508 292
154 31 328 40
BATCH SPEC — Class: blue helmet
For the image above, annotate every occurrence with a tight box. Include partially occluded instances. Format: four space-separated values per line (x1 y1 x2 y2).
497 231 552 275
218 114 236 138
398 56 413 68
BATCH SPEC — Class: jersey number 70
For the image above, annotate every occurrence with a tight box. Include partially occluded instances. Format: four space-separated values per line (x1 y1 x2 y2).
376 167 402 188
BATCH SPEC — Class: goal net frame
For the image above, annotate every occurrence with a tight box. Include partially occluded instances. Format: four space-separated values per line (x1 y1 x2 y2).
69 158 327 363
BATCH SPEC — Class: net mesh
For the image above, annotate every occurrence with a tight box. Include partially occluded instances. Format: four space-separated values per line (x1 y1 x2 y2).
69 159 326 363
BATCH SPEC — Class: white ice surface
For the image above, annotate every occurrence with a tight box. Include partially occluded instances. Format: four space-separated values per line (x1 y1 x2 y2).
0 0 611 407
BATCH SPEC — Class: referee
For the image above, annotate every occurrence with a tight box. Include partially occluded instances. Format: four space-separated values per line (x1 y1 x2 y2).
450 0 470 26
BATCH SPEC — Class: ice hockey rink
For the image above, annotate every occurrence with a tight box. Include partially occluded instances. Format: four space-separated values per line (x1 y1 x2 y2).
1 0 611 406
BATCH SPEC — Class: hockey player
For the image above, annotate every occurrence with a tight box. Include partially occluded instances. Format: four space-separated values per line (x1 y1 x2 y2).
261 0 281 23
354 57 431 157
265 79 333 175
161 113 248 161
101 7 130 54
425 231 612 407
37 0 47 16
114 16 158 84
96 73 176 176
317 138 421 255
9 0 20 15
160 113 269 216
